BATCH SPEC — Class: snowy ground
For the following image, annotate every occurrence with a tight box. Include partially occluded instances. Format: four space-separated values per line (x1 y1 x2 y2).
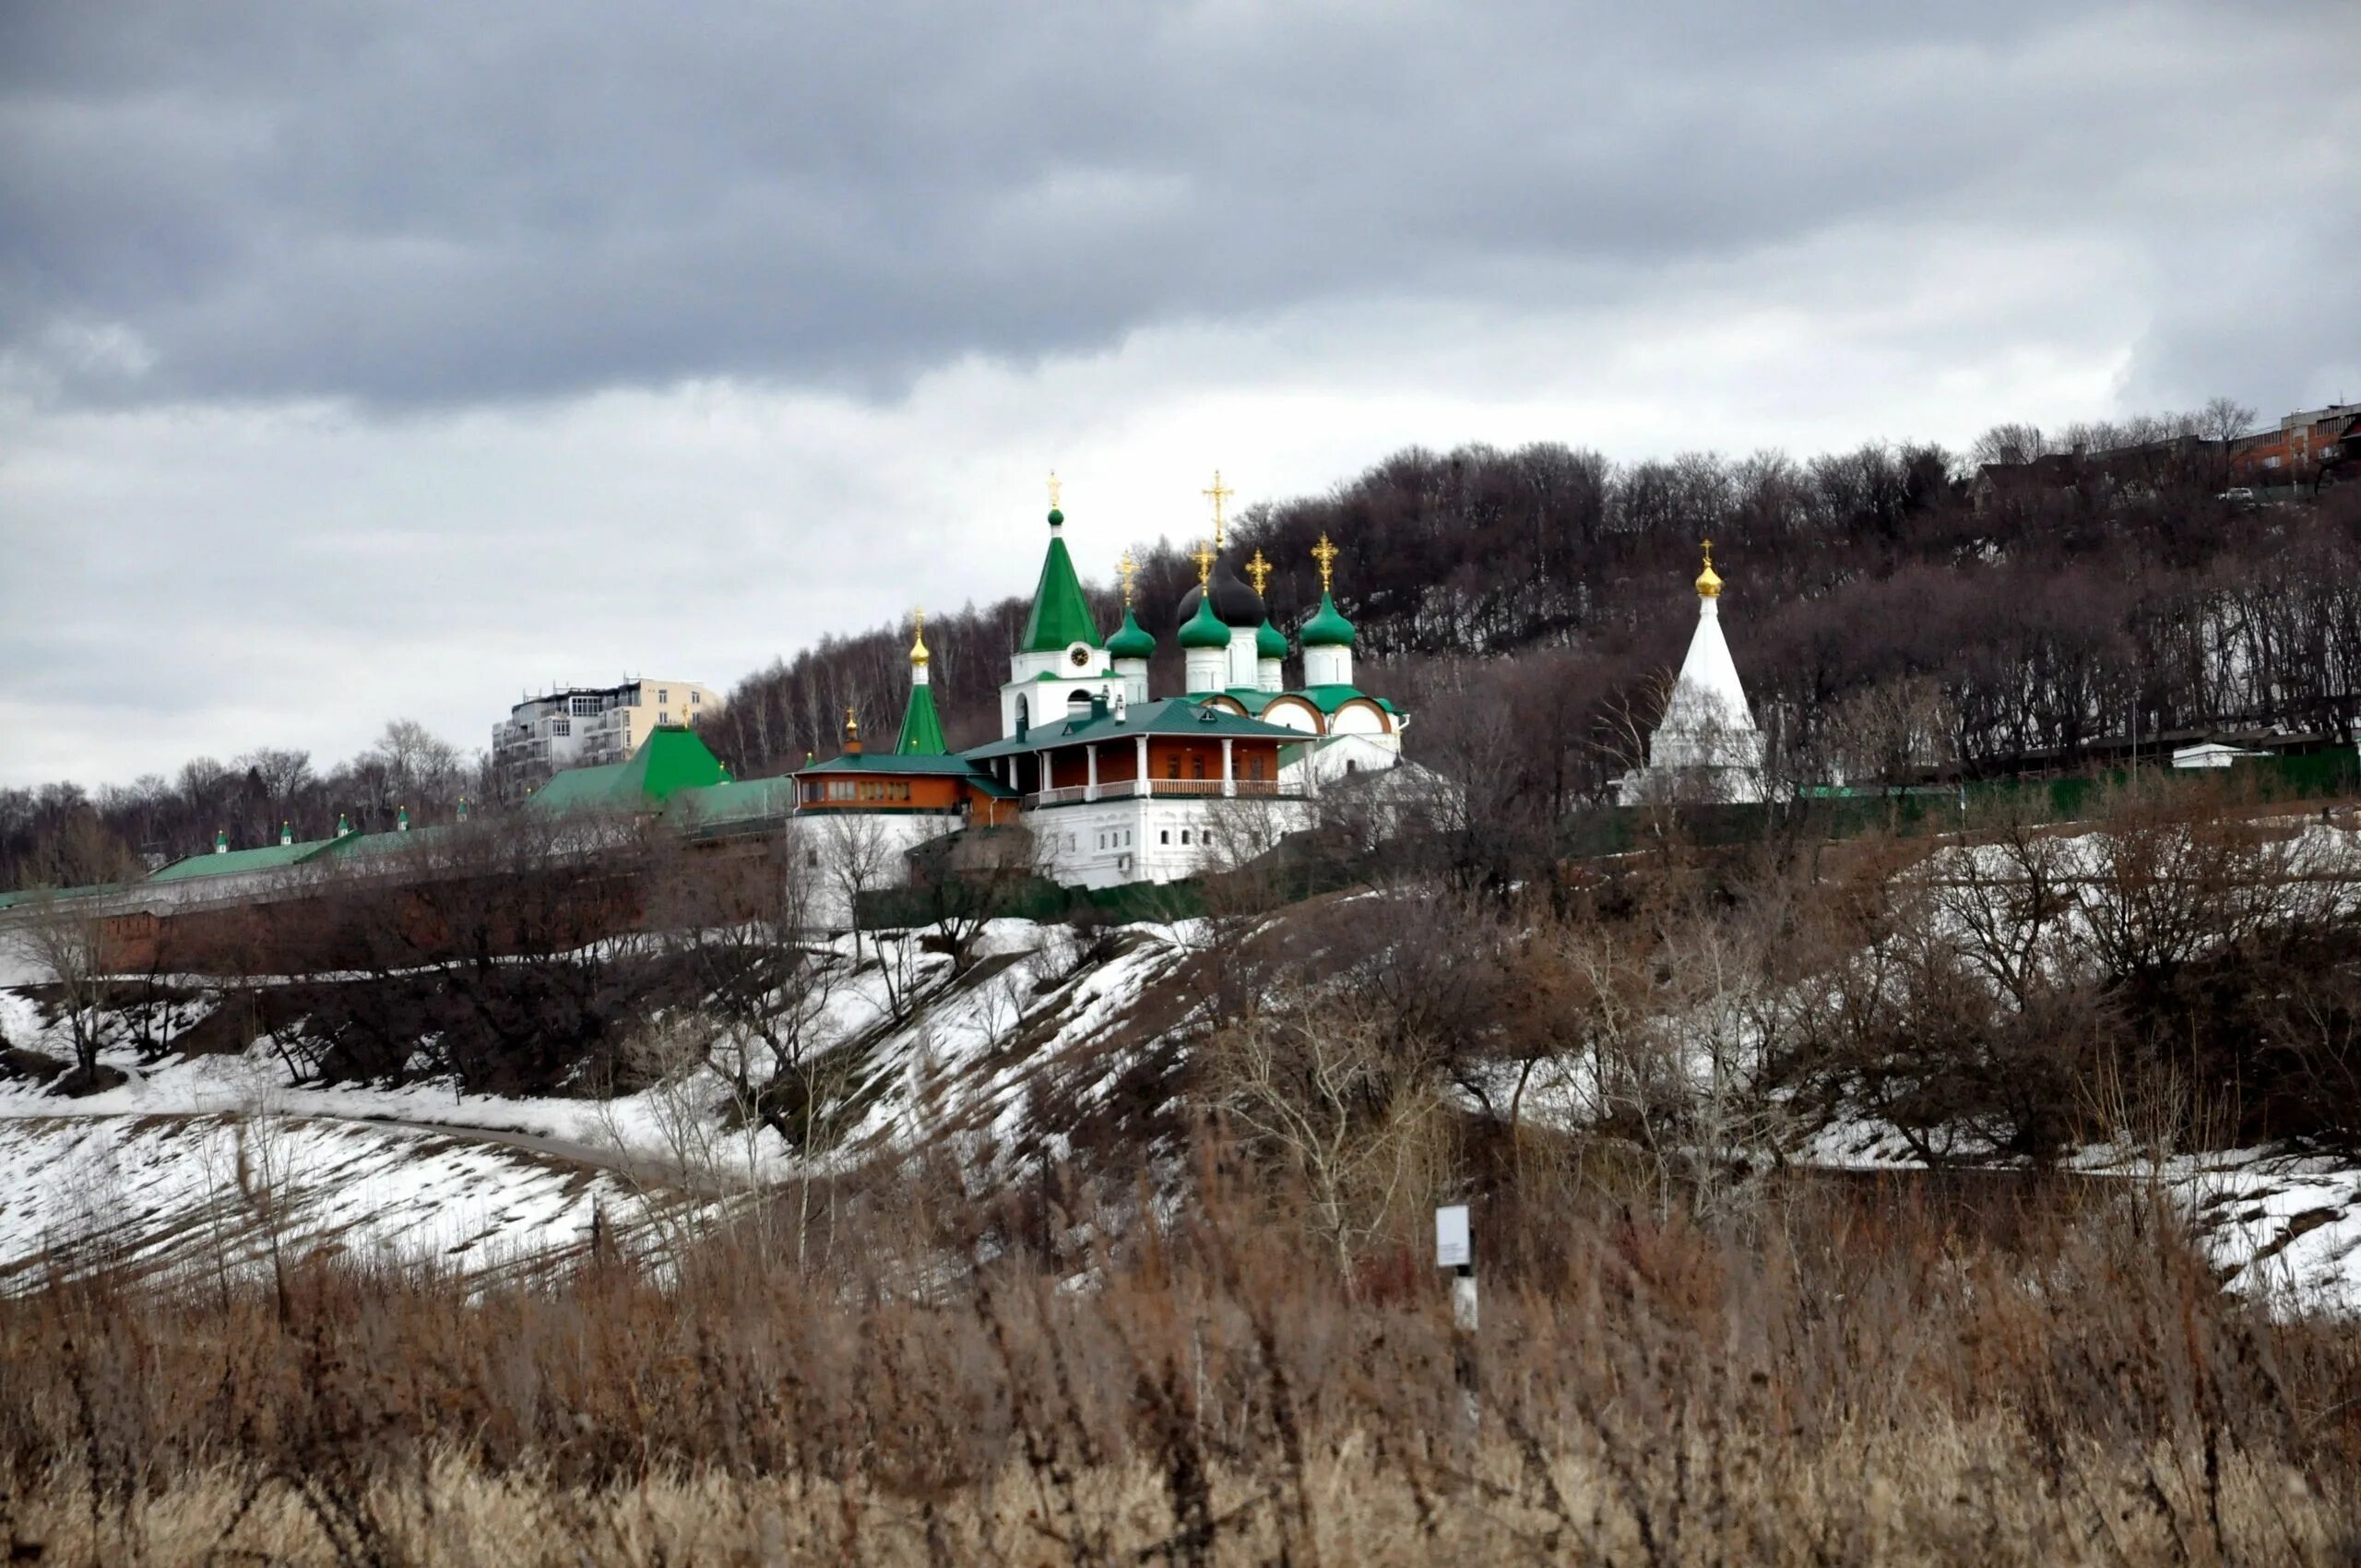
0 918 1197 1290
9 895 2359 1313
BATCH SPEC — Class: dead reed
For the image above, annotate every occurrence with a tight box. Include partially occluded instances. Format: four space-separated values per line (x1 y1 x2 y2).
1 1160 2356 1565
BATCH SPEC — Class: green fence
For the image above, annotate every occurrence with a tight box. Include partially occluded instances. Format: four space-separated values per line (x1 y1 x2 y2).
1559 746 2361 859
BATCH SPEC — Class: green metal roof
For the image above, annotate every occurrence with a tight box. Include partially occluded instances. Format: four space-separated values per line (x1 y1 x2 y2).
1300 590 1356 647
895 681 948 754
148 838 338 883
1179 593 1229 648
1287 683 1400 716
529 727 730 814
668 773 805 829
961 697 1306 759
324 824 457 861
1222 687 1279 715
794 751 1019 797
1020 512 1103 652
1107 606 1157 660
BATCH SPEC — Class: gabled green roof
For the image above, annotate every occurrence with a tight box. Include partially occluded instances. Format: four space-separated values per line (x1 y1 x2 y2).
895 681 948 755
668 774 805 830
794 750 1020 797
961 697 1307 759
1020 511 1103 652
529 727 730 814
148 838 337 883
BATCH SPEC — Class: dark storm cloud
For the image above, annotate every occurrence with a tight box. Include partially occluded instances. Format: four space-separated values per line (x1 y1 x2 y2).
5 0 2350 410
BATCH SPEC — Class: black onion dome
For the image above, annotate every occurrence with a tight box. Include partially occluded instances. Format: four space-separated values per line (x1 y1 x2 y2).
1173 559 1266 630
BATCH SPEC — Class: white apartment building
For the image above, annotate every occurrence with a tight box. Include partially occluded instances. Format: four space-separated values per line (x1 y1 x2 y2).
493 678 720 798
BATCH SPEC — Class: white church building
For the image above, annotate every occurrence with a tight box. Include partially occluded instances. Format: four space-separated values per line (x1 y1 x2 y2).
1617 541 1767 804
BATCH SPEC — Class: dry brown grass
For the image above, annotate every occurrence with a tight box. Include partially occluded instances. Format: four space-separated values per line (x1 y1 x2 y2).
2 1160 2358 1566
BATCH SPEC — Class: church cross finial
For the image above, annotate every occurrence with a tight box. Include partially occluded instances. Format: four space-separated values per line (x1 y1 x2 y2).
1047 470 1062 511
1245 548 1272 596
844 705 859 739
909 606 930 666
1202 469 1234 550
1192 538 1216 587
1311 533 1340 591
1117 548 1138 609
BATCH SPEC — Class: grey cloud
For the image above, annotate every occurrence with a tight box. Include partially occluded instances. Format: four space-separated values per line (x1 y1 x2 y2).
6 0 2353 409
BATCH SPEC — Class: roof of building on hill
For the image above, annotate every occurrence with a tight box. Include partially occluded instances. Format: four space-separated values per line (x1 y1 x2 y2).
148 838 338 883
667 773 808 829
961 697 1306 760
792 750 1021 795
529 726 730 814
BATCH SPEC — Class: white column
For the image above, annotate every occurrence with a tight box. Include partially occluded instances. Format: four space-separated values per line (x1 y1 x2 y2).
1086 742 1098 802
1221 737 1235 797
1136 733 1151 797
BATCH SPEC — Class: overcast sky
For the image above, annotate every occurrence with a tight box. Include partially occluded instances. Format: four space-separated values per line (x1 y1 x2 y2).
4 0 2356 790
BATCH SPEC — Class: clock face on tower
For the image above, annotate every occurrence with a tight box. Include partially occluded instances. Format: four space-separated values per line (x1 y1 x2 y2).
1068 644 1092 668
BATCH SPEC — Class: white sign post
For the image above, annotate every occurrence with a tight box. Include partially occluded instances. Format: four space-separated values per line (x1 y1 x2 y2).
1437 1204 1478 1427
1434 1204 1470 1269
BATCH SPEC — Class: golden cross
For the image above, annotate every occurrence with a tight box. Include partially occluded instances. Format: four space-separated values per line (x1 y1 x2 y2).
1701 538 1714 570
1311 533 1340 591
844 705 859 738
1047 470 1062 511
1192 538 1216 587
1117 548 1138 608
1202 469 1233 550
1245 548 1272 596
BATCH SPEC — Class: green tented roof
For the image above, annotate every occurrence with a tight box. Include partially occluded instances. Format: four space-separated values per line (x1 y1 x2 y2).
148 838 338 883
895 682 948 755
1020 516 1103 653
529 727 730 814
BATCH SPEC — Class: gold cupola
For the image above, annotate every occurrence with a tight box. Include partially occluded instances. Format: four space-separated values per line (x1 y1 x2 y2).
1696 539 1723 599
908 606 930 668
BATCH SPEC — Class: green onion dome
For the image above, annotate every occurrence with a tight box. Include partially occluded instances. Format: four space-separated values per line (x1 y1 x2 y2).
1107 606 1157 660
1299 590 1356 647
1255 619 1287 659
1179 593 1231 649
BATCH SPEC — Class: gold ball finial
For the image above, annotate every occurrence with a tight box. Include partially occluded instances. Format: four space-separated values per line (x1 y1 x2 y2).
1696 539 1723 599
1311 533 1340 592
1192 538 1216 588
909 606 930 667
1245 548 1272 597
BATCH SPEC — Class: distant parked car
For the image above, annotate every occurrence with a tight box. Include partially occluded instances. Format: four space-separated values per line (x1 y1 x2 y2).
2216 487 2259 506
